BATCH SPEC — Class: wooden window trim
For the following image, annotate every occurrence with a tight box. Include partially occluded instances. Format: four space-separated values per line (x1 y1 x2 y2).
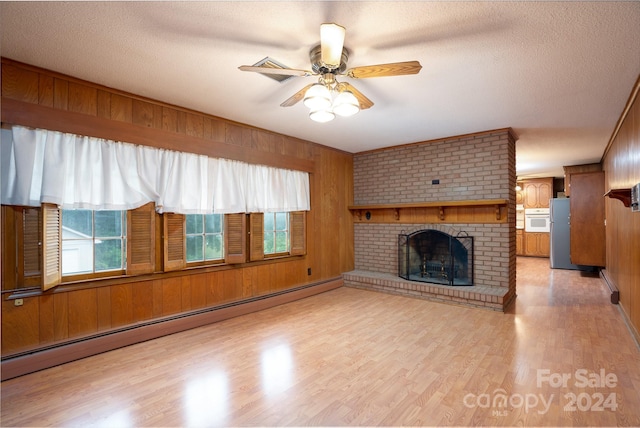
290 211 306 256
20 207 42 286
61 270 127 283
225 213 246 264
163 213 186 272
126 203 156 275
249 212 264 262
263 252 290 259
3 203 308 292
2 206 43 291
185 258 225 268
41 203 61 291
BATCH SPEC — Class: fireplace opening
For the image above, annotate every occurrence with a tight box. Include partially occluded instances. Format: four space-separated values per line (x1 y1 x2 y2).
398 229 474 286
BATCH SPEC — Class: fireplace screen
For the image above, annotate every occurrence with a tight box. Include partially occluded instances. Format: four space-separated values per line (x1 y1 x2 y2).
398 229 473 286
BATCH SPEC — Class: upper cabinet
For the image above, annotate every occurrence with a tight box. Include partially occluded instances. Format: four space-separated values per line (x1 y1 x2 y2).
516 186 525 205
523 178 553 208
563 163 601 197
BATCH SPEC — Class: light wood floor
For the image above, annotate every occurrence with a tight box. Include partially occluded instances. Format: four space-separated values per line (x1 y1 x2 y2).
2 257 640 427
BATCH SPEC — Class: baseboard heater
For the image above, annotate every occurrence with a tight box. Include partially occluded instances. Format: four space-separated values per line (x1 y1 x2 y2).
1 277 343 381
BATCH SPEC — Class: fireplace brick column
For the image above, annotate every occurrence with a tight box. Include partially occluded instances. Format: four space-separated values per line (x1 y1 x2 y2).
349 129 517 311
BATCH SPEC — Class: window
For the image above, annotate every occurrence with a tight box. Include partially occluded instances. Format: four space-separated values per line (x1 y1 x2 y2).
2 203 304 292
61 210 126 275
186 214 224 263
263 212 289 255
249 211 306 261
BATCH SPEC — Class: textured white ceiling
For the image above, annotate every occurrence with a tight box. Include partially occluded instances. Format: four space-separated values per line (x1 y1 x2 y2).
1 1 639 178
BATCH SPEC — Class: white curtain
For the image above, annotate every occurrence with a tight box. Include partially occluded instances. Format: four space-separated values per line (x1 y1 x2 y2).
1 126 310 214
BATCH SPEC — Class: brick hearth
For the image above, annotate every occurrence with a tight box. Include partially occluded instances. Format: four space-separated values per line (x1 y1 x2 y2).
343 270 515 311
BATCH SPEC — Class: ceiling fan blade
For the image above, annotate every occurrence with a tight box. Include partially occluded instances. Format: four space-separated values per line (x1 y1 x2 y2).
280 84 314 107
346 61 422 79
341 83 374 110
238 65 313 77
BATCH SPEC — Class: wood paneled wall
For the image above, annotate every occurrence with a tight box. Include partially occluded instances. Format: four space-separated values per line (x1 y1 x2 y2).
602 75 640 342
0 58 354 357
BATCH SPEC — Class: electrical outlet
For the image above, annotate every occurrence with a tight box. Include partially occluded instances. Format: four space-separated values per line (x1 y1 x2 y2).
14 299 23 307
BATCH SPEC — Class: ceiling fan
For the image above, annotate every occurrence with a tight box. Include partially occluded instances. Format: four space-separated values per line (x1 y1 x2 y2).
238 23 422 122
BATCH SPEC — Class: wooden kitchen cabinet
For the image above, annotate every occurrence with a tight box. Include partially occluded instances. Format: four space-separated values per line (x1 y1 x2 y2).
524 231 550 257
523 178 553 208
569 171 605 266
563 163 601 197
519 177 552 258
516 187 525 205
516 229 524 255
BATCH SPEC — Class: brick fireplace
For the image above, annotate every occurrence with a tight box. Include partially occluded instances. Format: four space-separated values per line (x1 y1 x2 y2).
344 129 517 311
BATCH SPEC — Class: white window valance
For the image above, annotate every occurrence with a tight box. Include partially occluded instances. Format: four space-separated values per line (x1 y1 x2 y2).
1 126 310 214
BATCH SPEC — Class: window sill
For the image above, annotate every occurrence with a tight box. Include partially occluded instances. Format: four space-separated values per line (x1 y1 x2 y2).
264 252 292 260
185 259 226 269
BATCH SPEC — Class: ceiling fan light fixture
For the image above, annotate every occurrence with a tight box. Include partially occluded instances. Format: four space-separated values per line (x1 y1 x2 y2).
320 23 346 69
303 83 332 110
239 23 420 119
333 90 360 117
309 108 335 123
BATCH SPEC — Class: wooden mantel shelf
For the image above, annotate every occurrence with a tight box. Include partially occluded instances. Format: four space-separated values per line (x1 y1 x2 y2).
348 199 508 222
604 188 631 207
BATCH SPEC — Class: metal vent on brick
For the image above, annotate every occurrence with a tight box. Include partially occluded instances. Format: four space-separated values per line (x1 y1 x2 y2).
250 57 296 83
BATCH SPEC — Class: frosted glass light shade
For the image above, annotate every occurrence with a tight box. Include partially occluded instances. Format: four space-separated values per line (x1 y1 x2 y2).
333 90 360 117
309 108 335 123
303 83 332 110
320 23 346 68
